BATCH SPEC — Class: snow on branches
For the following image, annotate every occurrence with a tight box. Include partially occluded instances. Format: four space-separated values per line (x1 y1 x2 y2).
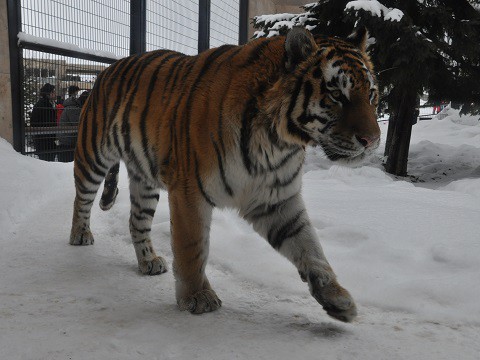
345 1 404 22
253 12 316 38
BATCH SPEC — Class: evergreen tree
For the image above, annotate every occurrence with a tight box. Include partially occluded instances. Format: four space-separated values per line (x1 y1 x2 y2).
253 0 480 176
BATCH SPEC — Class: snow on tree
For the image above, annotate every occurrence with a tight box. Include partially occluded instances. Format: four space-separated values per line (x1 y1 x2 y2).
253 0 480 176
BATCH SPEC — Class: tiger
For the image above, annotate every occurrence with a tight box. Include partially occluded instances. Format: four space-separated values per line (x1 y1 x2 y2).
69 27 380 323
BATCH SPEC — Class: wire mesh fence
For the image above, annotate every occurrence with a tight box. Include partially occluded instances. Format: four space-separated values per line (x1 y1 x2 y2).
13 0 245 161
210 0 240 48
146 0 199 54
21 0 130 59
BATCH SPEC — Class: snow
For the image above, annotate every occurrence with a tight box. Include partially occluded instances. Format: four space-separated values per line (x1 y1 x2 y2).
254 0 405 39
254 13 296 25
18 32 123 61
253 12 316 39
384 8 404 22
1 110 480 359
345 0 404 22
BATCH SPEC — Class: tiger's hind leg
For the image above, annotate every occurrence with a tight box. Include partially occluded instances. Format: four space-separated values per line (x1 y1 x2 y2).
128 175 167 275
70 156 110 246
99 162 120 211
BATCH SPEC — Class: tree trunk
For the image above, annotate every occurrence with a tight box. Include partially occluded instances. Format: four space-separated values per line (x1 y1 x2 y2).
383 112 395 159
384 88 417 177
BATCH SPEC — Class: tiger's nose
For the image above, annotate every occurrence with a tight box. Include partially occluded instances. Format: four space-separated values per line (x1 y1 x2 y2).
355 135 380 148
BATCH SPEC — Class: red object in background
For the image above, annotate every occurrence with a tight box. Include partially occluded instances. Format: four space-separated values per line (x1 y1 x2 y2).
56 103 64 125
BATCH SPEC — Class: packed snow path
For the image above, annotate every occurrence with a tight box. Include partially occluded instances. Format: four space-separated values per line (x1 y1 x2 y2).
1 109 479 359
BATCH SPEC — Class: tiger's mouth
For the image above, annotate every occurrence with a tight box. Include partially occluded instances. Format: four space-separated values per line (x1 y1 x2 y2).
317 139 376 165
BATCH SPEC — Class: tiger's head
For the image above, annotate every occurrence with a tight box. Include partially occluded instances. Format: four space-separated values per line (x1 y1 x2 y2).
270 27 380 165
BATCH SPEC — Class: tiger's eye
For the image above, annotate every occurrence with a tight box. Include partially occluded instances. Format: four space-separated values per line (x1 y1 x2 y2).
331 90 342 99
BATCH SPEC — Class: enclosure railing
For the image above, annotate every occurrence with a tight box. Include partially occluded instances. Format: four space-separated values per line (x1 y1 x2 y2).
7 0 248 160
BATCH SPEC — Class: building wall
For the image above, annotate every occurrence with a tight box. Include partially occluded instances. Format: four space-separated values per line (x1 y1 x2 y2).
248 0 276 39
0 0 13 145
277 5 304 13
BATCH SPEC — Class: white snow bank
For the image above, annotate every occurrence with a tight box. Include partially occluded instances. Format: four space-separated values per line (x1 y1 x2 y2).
406 109 480 186
0 108 479 359
0 138 72 234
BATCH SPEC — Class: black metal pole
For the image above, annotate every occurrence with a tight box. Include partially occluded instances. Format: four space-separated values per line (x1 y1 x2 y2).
239 0 249 45
130 0 147 55
198 0 211 53
7 0 23 153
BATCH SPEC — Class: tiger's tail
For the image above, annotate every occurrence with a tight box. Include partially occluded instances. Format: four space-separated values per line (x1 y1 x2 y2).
99 162 120 211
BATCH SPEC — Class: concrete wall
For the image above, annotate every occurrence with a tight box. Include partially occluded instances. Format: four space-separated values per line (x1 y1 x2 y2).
248 0 276 39
0 0 13 145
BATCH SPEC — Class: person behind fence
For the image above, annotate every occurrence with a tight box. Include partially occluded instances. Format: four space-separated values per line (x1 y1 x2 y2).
67 85 80 99
55 96 64 125
57 90 89 162
30 83 57 161
59 85 80 129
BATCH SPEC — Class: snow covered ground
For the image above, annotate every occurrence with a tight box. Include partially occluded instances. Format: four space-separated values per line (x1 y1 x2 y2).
1 109 479 359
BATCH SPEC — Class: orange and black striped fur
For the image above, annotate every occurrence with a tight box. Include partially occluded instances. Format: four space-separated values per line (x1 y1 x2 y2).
70 27 380 322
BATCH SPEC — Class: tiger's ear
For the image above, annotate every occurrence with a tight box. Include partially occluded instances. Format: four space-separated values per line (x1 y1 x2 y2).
348 27 369 52
285 27 318 71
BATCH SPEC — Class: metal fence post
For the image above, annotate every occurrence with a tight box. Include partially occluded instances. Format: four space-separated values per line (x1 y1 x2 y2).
130 0 147 55
7 0 23 153
239 0 249 45
198 0 210 53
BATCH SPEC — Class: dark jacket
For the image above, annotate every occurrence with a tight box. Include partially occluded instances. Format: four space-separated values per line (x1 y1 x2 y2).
30 96 56 127
57 96 81 147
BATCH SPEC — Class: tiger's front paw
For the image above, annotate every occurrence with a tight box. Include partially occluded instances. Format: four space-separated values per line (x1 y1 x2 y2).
308 272 357 323
177 289 222 314
70 228 94 246
138 256 168 275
